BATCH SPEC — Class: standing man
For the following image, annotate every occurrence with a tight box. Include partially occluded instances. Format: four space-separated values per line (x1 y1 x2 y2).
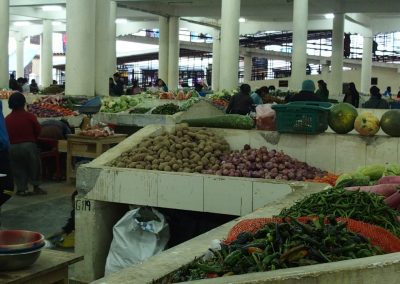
0 101 13 208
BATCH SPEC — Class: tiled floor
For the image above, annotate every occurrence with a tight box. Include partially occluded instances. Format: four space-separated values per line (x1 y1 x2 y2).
0 181 76 237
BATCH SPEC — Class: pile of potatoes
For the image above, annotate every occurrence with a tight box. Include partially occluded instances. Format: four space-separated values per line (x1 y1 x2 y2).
109 125 230 173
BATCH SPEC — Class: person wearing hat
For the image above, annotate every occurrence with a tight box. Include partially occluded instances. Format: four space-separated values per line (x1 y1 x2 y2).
5 92 46 196
362 86 389 109
285 80 322 102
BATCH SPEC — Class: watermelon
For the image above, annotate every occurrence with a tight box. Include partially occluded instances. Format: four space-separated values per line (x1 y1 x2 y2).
354 112 380 136
380 110 400 137
328 103 358 134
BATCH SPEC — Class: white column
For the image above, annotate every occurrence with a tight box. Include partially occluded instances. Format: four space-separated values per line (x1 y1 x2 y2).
109 1 117 74
158 16 169 83
40 20 53 87
331 13 344 96
167 16 179 90
95 0 112 96
16 37 25 79
211 29 220 91
66 0 96 96
290 0 308 91
0 0 9 88
219 0 240 90
361 33 373 94
243 54 252 83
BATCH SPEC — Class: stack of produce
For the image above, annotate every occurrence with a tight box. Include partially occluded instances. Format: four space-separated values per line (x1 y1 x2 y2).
109 127 327 182
334 164 400 212
41 85 64 95
151 103 180 115
78 125 114 138
129 107 151 114
278 187 400 236
203 145 326 180
170 216 384 282
328 103 400 137
109 126 230 172
27 102 76 117
263 94 285 104
101 95 142 113
208 90 232 109
0 90 16 99
159 90 196 100
183 114 254 130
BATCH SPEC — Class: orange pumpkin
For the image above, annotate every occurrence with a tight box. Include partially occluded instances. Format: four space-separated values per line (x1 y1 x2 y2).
354 112 380 136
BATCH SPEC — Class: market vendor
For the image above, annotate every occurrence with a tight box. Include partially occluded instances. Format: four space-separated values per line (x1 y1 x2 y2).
362 86 389 109
0 101 13 207
40 119 72 141
226 84 253 115
5 92 46 196
251 86 269 105
285 80 322 102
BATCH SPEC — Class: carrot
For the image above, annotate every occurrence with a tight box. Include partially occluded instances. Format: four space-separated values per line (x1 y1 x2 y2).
344 184 399 197
377 176 400 185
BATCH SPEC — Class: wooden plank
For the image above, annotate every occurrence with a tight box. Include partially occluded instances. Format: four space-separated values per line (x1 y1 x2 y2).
0 249 83 284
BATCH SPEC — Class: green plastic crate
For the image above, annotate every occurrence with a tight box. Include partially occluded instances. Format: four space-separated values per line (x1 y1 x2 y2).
272 101 332 134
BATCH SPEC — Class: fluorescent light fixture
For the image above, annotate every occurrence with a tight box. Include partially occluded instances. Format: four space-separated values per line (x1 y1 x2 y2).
13 21 30 27
115 18 128 24
52 21 63 26
42 5 63 11
324 13 335 19
239 17 246 23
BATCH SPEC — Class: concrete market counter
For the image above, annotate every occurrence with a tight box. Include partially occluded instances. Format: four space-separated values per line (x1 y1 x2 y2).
70 124 400 282
94 100 224 127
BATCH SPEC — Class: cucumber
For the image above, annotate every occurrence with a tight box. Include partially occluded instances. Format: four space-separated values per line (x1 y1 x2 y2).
182 115 254 129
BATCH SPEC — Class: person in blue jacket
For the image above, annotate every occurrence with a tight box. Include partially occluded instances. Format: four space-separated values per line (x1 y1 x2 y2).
0 101 13 207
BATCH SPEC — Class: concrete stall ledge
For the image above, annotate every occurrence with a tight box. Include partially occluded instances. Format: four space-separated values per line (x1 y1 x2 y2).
71 124 400 282
94 100 224 127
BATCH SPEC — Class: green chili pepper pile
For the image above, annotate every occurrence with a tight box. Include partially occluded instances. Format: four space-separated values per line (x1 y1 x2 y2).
277 188 400 236
169 216 383 282
151 103 180 115
129 107 151 114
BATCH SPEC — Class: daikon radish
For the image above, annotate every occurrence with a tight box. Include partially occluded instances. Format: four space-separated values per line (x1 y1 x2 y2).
377 176 400 185
344 184 399 197
384 191 400 209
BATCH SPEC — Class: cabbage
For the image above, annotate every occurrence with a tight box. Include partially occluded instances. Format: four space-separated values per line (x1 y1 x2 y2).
384 164 400 176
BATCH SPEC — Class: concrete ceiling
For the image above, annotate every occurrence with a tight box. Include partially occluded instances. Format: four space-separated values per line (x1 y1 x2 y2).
7 0 400 38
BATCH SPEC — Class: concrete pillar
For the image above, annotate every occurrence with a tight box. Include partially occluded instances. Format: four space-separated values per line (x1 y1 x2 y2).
167 16 179 90
331 13 344 96
109 1 117 74
66 0 96 96
16 37 25 79
95 0 112 96
361 33 373 94
290 0 308 91
0 0 9 88
219 0 240 90
158 16 169 83
40 20 53 87
211 29 220 91
243 54 252 83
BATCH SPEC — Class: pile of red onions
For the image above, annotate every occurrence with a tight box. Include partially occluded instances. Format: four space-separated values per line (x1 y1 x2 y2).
203 144 326 181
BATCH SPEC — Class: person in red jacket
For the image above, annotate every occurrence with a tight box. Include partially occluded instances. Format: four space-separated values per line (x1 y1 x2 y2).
5 92 46 196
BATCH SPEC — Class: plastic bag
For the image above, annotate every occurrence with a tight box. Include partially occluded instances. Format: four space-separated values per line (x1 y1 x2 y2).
256 104 276 130
104 207 170 276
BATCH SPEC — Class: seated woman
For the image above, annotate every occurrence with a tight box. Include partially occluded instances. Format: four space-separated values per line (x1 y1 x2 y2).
5 92 46 196
226 84 253 115
362 86 389 109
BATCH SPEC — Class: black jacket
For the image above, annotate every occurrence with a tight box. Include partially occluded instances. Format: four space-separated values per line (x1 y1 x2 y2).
286 91 322 103
226 93 253 115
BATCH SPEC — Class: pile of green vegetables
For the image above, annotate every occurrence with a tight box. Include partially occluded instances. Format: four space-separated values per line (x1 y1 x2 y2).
169 216 382 282
129 107 151 114
151 103 181 115
277 188 400 236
